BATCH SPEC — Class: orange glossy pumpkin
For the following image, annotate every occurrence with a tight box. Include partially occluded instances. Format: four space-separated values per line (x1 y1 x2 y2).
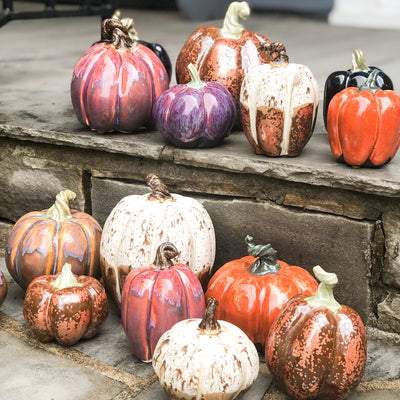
266 266 367 400
327 69 400 167
205 236 318 346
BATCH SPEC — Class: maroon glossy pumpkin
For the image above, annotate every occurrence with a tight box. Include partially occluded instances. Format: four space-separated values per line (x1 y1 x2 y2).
71 18 169 133
121 242 205 362
0 270 7 306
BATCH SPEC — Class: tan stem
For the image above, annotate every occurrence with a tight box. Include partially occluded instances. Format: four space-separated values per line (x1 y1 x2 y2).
146 174 174 202
198 297 221 335
112 10 139 40
153 243 180 269
45 190 76 222
52 263 82 290
220 1 250 40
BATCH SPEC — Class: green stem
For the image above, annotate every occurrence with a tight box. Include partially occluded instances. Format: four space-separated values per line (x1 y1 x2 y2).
220 1 250 40
351 49 369 73
186 64 206 89
358 68 382 93
246 235 280 275
52 263 82 290
198 297 221 335
45 190 75 222
306 266 342 314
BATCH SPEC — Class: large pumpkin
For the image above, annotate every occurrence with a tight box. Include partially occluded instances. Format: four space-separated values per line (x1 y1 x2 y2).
71 18 169 133
266 266 367 400
205 235 318 346
100 174 216 308
6 190 102 290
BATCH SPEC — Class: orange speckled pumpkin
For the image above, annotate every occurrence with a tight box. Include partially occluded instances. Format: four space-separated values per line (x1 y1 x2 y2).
0 270 7 306
266 266 367 400
23 263 108 346
205 236 318 346
6 190 102 290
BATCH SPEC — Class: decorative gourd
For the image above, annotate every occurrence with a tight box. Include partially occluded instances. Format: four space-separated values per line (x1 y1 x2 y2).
323 49 393 129
0 271 7 306
205 235 318 346
153 297 259 400
100 174 215 308
153 63 236 148
71 18 169 133
327 69 400 167
23 263 108 346
6 190 102 290
266 266 367 400
240 42 319 157
175 1 275 126
121 242 205 362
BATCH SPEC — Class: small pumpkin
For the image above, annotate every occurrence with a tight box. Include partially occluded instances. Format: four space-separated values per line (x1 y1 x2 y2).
240 42 319 157
153 63 236 148
100 174 215 308
0 270 7 307
205 235 318 346
266 266 367 400
121 242 205 362
6 190 102 290
23 263 108 346
153 297 259 400
71 18 169 133
327 69 400 167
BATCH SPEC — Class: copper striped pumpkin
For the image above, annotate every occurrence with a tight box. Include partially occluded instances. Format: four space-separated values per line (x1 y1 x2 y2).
6 190 102 290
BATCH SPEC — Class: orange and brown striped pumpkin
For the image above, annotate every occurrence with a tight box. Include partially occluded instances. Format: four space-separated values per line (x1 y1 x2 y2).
6 190 102 290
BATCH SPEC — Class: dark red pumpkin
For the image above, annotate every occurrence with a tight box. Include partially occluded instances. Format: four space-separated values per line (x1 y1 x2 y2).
266 266 367 400
71 18 169 133
121 242 205 362
0 270 7 306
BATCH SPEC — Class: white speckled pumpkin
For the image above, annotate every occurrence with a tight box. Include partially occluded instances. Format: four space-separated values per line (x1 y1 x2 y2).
100 174 215 308
153 297 259 400
240 42 318 157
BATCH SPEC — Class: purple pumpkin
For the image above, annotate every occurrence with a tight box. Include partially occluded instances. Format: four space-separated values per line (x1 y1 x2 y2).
152 63 236 148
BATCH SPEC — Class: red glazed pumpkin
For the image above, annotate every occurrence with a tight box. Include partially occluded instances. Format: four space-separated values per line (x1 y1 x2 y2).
71 18 169 133
327 69 400 167
205 235 318 346
6 190 102 290
121 242 205 362
0 270 7 307
23 263 108 346
266 266 367 400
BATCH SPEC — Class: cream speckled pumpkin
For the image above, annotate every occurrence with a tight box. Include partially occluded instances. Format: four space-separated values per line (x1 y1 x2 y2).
152 297 259 400
100 174 215 308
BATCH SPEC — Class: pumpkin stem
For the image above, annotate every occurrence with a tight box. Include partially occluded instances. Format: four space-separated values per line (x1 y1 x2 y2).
101 18 134 49
45 190 75 222
112 10 139 41
259 42 289 65
52 263 82 290
198 297 221 335
146 174 175 202
186 64 206 89
220 1 250 40
153 242 180 270
350 49 369 73
246 235 280 275
306 266 342 314
358 68 382 93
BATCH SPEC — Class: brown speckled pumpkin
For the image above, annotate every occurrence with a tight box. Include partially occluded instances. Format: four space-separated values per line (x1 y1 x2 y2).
0 270 7 306
265 266 366 400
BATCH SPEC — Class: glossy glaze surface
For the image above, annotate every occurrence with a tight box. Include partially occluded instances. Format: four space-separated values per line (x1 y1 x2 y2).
0 270 7 306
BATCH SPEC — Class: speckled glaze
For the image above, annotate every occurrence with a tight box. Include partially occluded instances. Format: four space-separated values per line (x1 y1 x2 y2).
23 265 108 346
240 43 318 157
327 69 400 167
153 64 236 148
71 18 169 133
6 190 102 290
0 270 7 306
153 297 259 400
100 174 216 309
266 266 367 400
121 243 205 362
205 236 318 346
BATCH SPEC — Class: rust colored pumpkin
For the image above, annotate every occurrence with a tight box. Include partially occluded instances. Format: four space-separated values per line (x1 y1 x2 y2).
175 1 274 126
205 235 318 346
266 266 367 400
6 190 102 290
121 242 205 362
0 270 7 307
23 263 108 346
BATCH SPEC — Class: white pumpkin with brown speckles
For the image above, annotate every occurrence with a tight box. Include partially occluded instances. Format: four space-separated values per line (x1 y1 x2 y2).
100 174 215 308
153 297 259 400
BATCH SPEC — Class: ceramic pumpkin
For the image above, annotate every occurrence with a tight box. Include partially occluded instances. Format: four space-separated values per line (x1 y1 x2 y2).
323 49 393 129
71 18 169 133
23 263 108 346
327 69 400 167
240 42 319 157
0 271 7 307
6 190 102 290
100 174 215 308
175 1 274 126
153 297 259 400
153 63 236 148
121 242 205 362
206 235 318 346
266 266 367 400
